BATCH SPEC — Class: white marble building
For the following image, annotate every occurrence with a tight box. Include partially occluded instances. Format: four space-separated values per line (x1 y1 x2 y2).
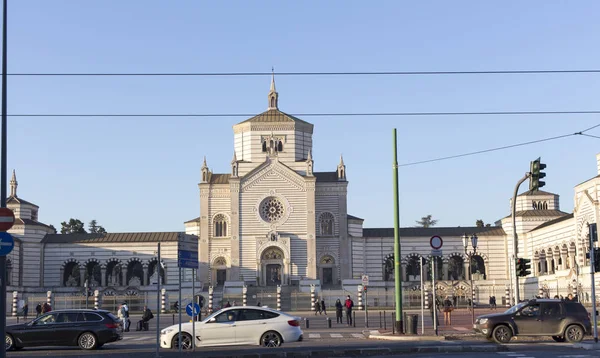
4 78 600 307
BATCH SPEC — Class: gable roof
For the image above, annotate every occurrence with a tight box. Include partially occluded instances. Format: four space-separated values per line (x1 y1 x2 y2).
238 109 311 125
209 174 231 184
14 218 54 230
41 232 193 244
314 172 339 182
184 216 200 224
502 209 570 220
6 195 38 208
518 189 557 197
363 226 506 238
529 213 574 232
347 214 364 221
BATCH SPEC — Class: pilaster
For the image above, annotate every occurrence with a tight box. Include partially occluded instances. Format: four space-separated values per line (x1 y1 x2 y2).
338 182 350 280
100 267 106 287
306 177 317 279
229 178 241 280
79 267 86 287
199 183 210 283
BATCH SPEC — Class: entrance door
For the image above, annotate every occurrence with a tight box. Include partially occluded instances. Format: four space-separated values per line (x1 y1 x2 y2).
216 269 227 286
266 264 281 286
322 268 333 285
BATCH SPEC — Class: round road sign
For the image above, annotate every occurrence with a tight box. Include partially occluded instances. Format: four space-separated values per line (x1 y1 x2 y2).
430 235 443 250
0 207 15 231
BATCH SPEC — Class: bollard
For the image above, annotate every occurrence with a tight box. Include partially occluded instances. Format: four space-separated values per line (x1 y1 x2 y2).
172 314 175 325
327 317 332 328
305 318 310 329
365 310 369 328
379 311 382 328
353 311 356 328
392 312 395 334
384 311 387 330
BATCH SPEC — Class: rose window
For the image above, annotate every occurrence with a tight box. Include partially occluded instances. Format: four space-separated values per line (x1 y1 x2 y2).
260 197 285 223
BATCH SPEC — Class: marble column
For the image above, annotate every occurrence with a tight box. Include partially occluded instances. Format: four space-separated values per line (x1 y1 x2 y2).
79 266 86 287
442 262 449 280
122 270 127 286
143 266 149 286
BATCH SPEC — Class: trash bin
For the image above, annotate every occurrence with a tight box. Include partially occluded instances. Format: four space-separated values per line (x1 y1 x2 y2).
405 314 418 335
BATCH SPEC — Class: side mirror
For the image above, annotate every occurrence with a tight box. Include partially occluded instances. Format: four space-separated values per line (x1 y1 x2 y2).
207 318 216 323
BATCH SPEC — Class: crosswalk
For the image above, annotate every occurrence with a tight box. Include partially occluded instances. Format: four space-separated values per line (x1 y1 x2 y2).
117 332 367 344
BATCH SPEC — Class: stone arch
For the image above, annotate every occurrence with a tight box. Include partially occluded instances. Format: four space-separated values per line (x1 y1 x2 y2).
318 212 335 236
383 254 394 281
212 213 230 237
211 255 229 267
209 255 229 286
147 258 167 285
257 239 290 261
84 258 102 287
469 254 486 280
258 245 288 286
403 253 422 282
105 258 124 286
318 254 337 285
447 253 465 280
125 258 144 287
62 259 81 287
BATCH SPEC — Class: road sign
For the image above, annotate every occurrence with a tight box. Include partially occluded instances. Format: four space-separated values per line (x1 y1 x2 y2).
178 250 198 260
431 249 442 257
430 235 443 250
178 234 199 269
0 232 14 256
186 302 200 317
0 208 15 231
178 258 199 269
361 275 369 286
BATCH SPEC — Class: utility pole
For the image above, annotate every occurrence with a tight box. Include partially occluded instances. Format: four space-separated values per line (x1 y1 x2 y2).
392 129 403 333
589 223 598 343
1 1 8 357
155 242 160 358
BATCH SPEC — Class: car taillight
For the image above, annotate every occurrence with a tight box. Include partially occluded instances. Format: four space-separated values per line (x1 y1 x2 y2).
105 322 119 329
288 320 300 327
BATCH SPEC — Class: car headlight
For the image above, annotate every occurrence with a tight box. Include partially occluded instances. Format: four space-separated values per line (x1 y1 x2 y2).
161 328 174 335
478 318 488 325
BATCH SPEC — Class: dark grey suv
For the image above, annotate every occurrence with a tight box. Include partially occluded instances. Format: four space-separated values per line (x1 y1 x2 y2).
473 299 592 343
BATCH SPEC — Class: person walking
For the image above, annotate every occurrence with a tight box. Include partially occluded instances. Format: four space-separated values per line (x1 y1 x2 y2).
443 296 453 326
344 295 354 326
320 298 327 315
35 303 42 318
121 302 130 332
314 298 321 315
23 303 29 320
335 299 343 324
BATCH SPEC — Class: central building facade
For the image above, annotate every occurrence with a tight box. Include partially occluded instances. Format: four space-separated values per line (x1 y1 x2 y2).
185 76 350 288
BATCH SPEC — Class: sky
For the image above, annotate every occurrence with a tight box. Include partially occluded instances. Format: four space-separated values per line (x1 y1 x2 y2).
3 1 600 233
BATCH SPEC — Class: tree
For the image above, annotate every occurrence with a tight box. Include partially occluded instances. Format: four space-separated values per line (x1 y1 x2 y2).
415 215 438 228
476 219 492 228
88 219 107 234
60 218 87 234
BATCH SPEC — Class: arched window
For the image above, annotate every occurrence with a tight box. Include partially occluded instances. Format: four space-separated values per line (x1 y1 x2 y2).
105 260 123 286
148 259 166 285
262 141 267 152
532 201 538 210
126 260 144 286
270 97 276 108
542 202 548 210
470 255 486 280
448 256 464 280
85 261 102 287
427 256 443 280
63 261 81 287
406 256 420 280
277 141 283 152
319 212 334 236
214 214 228 237
384 256 394 281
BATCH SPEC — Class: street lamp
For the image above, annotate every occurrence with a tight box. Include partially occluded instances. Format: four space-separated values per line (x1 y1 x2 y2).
463 233 478 325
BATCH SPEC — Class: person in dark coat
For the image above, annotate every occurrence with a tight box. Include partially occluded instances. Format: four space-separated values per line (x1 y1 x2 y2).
314 298 321 315
335 299 343 324
136 306 154 331
344 295 354 326
35 303 42 317
22 303 28 320
320 299 327 315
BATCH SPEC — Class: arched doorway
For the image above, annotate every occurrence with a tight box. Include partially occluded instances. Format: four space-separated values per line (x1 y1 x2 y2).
260 247 285 286
211 257 228 286
318 255 336 286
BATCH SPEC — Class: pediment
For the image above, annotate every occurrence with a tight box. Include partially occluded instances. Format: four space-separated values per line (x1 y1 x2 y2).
241 158 306 192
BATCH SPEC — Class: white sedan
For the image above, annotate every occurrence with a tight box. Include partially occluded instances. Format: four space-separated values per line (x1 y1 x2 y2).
160 306 303 349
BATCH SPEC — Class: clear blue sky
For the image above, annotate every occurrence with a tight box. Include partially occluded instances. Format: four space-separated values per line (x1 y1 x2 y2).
5 1 600 232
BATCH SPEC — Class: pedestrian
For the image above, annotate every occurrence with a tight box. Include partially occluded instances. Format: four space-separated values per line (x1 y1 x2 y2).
136 306 154 331
491 296 497 310
257 301 261 307
344 295 354 326
443 296 453 326
321 298 327 315
35 303 42 317
173 301 179 313
335 299 343 324
224 301 231 308
117 304 125 330
122 302 130 332
467 298 472 312
23 303 28 320
314 298 321 315
232 300 237 306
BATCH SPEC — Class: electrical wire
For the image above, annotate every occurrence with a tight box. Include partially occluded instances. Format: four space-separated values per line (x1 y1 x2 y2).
8 110 600 117
398 123 600 167
7 69 600 76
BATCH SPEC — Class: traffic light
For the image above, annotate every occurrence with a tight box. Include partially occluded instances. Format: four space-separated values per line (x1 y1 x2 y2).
363 286 368 292
516 258 531 277
529 157 547 191
590 223 598 243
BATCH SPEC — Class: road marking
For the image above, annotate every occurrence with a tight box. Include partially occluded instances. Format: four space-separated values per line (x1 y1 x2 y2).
330 333 343 338
308 333 321 339
453 327 469 331
351 333 365 339
133 337 151 341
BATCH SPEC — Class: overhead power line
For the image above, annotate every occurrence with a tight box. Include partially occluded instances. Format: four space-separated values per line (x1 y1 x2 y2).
7 69 600 76
9 110 600 117
399 123 600 167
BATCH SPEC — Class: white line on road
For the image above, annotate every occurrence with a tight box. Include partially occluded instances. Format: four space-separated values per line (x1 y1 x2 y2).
453 327 469 331
308 333 321 339
330 334 343 338
351 333 365 339
133 337 151 341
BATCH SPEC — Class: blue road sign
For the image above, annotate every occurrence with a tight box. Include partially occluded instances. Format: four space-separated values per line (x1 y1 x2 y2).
0 232 14 256
186 302 201 317
178 250 198 260
178 258 199 269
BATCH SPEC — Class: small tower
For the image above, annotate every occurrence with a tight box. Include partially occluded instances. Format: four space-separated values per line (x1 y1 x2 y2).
231 151 239 178
9 169 17 197
337 154 346 180
201 156 210 183
267 68 279 110
306 150 314 176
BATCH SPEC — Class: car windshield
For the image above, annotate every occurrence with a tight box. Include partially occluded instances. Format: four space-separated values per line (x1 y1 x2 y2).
504 302 528 314
201 309 224 322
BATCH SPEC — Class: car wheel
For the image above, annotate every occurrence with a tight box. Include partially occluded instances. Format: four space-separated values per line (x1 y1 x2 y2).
171 333 192 350
78 332 98 350
260 331 282 347
5 334 15 351
564 325 584 343
551 335 565 342
492 325 512 344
